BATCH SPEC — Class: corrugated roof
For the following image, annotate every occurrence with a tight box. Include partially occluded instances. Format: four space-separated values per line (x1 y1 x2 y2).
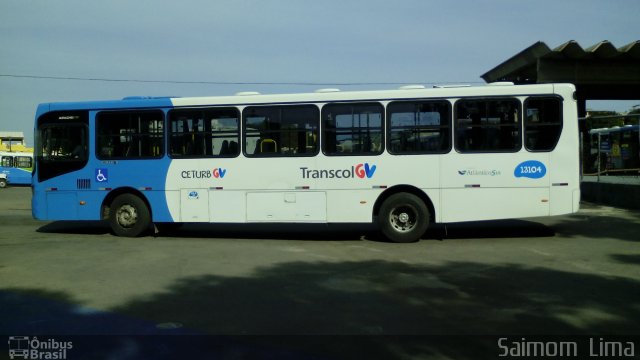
482 40 640 83
558 40 640 59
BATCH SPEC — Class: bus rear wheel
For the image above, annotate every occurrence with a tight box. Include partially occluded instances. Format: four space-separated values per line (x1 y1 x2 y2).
109 194 151 237
378 193 429 243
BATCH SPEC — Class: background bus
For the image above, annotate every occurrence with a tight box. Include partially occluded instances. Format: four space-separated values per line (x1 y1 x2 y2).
588 125 640 175
32 83 580 242
0 151 33 188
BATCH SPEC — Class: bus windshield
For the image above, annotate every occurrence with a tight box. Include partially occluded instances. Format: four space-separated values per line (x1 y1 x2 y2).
36 112 89 182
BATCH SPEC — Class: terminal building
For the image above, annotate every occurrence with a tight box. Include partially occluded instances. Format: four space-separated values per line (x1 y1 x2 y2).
0 132 33 152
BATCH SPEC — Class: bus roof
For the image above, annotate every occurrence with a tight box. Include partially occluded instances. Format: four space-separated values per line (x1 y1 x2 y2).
589 124 640 134
38 83 574 113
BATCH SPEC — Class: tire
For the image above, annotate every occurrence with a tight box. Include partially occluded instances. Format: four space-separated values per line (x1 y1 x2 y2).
109 193 151 237
378 193 429 243
0 179 7 188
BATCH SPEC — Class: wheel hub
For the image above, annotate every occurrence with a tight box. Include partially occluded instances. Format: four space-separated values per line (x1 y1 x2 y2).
390 206 417 233
116 204 138 228
398 212 410 223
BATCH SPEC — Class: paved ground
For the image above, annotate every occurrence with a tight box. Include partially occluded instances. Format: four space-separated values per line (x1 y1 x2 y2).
0 186 639 359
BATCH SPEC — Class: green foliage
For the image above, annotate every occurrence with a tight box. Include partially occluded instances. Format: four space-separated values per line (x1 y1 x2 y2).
586 105 640 129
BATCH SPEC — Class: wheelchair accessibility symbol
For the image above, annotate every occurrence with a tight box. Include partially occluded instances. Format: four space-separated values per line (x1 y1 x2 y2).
95 168 109 182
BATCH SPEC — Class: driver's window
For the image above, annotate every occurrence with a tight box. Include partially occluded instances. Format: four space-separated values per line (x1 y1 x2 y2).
40 125 87 161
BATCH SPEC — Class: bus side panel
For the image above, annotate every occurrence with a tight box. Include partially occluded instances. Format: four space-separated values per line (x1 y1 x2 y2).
33 170 175 222
144 190 175 222
45 190 107 221
45 192 79 220
3 167 32 185
440 152 551 223
33 168 105 220
442 187 550 222
549 96 581 216
317 154 441 223
247 191 327 222
165 157 322 223
326 189 377 223
179 188 210 222
210 191 246 222
549 155 580 216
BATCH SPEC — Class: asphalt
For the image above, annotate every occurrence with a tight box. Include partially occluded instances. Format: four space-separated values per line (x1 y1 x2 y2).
1 186 639 359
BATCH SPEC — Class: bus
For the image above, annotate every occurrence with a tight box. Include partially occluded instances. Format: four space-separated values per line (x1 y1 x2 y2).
31 83 580 242
0 150 33 188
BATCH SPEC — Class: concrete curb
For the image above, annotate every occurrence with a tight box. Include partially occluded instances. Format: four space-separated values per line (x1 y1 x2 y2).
581 181 640 210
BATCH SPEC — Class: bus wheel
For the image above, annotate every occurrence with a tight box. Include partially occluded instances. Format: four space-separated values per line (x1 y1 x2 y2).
378 193 429 243
109 194 151 237
0 179 7 188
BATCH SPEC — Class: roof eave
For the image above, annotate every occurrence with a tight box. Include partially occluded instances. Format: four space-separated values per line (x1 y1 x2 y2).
481 41 551 83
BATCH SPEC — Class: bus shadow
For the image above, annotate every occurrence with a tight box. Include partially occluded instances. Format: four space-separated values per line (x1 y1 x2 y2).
158 223 378 242
36 220 111 235
157 219 555 242
428 219 556 240
35 219 555 242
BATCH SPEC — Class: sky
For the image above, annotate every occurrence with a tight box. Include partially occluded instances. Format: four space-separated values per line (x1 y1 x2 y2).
1 0 639 146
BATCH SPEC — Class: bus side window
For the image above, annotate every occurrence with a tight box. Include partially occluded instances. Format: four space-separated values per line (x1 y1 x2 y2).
524 97 562 152
322 103 383 156
16 156 32 169
455 98 521 153
1 156 12 168
96 110 165 160
243 105 319 157
169 108 240 158
387 100 451 155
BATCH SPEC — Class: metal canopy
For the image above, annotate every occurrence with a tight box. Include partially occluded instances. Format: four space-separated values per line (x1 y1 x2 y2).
481 40 640 101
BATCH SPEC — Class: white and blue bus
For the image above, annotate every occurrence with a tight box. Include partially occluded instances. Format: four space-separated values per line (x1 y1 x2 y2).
0 151 33 188
32 83 580 242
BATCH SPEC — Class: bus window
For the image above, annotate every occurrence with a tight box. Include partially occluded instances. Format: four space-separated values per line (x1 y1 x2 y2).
455 98 521 153
322 103 383 156
169 107 239 158
96 110 164 159
1 156 12 168
15 156 33 169
243 105 319 157
387 100 451 154
37 111 89 182
40 126 87 161
524 97 562 151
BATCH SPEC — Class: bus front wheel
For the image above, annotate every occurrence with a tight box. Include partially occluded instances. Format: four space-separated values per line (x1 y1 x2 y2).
378 193 429 243
0 179 7 188
109 194 151 237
